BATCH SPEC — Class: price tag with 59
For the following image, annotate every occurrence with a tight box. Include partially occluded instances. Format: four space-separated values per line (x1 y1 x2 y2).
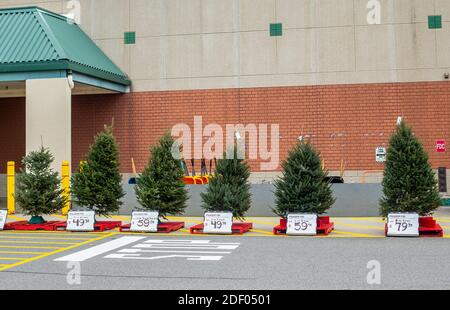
203 212 233 234
387 213 419 237
287 213 317 236
0 210 7 230
130 211 159 232
66 211 95 231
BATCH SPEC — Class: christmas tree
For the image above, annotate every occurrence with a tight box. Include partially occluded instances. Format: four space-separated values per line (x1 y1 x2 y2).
380 120 440 217
135 133 188 219
15 147 66 224
201 146 251 221
273 140 335 218
71 125 125 217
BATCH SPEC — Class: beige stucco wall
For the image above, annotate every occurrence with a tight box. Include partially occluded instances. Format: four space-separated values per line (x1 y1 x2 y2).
1 0 450 92
26 78 71 174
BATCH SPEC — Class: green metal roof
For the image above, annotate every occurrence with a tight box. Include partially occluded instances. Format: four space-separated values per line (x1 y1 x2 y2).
0 7 130 86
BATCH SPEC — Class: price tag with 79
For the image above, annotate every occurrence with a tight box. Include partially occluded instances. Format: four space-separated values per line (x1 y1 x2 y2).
387 213 419 237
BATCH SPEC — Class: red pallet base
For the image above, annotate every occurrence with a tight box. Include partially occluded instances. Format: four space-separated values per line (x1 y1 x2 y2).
190 222 253 235
3 221 66 231
385 216 443 237
273 216 334 236
55 220 122 232
120 221 185 233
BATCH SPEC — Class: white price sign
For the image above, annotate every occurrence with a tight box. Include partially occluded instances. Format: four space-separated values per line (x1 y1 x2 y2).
387 213 419 237
287 213 317 236
203 212 233 234
0 210 7 230
130 211 159 232
66 211 95 231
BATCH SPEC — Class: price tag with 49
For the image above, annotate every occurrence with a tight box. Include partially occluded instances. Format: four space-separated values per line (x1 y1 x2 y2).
0 210 7 230
287 214 317 236
66 211 95 231
203 212 233 234
130 211 159 232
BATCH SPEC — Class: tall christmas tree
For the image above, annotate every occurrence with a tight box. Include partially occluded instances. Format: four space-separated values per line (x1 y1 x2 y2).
135 133 188 219
201 146 251 221
71 125 125 217
16 147 66 224
380 120 440 217
273 140 335 218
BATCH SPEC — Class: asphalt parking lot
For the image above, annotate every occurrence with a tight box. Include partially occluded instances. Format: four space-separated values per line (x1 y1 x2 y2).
1 210 450 290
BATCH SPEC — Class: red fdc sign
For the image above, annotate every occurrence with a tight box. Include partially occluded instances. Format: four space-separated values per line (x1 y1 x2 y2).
436 140 446 153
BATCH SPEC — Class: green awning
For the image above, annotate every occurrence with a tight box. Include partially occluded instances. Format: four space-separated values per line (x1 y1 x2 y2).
0 7 130 90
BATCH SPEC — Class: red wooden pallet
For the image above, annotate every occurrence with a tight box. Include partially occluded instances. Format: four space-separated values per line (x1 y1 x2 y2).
273 216 334 236
3 221 66 231
55 220 122 232
190 222 253 235
384 216 443 237
120 221 185 233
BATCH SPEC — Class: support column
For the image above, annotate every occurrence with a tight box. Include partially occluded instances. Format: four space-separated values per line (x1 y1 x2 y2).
26 78 71 174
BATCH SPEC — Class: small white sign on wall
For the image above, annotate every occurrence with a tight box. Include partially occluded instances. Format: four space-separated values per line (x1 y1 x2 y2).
66 211 95 231
0 210 7 230
130 211 159 232
203 212 233 234
287 213 317 236
376 147 387 163
387 213 419 237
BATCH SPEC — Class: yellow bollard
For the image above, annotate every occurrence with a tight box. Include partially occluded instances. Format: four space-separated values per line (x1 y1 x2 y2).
7 161 15 215
61 161 70 216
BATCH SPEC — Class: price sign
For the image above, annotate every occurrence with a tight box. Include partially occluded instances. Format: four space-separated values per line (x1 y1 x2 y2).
287 213 317 236
387 213 419 237
0 210 7 230
66 211 95 231
130 211 159 232
203 212 233 234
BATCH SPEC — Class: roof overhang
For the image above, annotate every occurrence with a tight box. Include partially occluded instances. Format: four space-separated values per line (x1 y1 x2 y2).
0 7 131 95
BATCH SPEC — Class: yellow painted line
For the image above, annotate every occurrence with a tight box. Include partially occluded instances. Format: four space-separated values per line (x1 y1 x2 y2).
333 230 383 238
0 232 117 272
0 251 49 255
0 236 94 241
0 257 27 261
51 214 66 219
111 215 129 221
7 215 26 221
0 231 106 236
333 221 385 231
346 217 385 223
0 245 61 249
440 225 450 229
247 219 279 226
250 229 273 235
0 240 78 245
166 217 203 224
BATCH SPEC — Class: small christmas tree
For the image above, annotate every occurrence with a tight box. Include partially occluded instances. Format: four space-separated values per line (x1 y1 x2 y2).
16 147 66 224
135 133 188 219
71 125 125 217
201 147 251 221
273 140 335 218
380 120 440 217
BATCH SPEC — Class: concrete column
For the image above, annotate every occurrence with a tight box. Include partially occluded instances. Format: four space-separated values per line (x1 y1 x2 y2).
26 78 71 174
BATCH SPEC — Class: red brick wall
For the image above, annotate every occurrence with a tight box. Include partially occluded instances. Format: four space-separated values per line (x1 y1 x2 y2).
71 81 450 174
0 97 25 173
